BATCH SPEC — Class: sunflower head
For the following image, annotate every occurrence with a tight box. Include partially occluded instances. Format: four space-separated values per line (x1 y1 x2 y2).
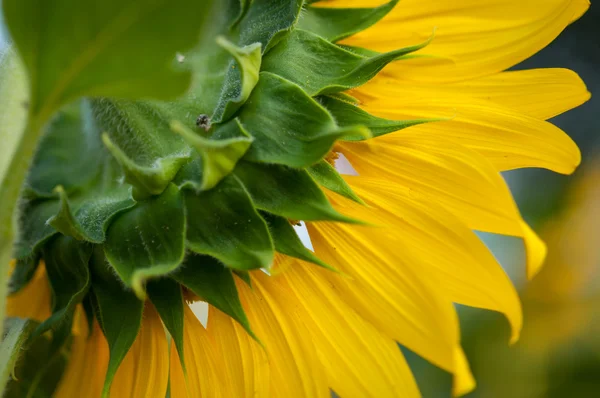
2 0 590 397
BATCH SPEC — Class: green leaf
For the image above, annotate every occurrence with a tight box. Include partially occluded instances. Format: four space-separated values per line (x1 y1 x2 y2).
171 120 253 191
172 254 255 338
0 318 35 392
307 160 364 204
147 279 186 373
3 0 218 121
298 0 398 42
238 0 303 52
233 270 252 287
90 251 144 398
263 29 431 96
104 183 186 299
31 236 92 342
319 95 439 140
261 213 332 270
212 38 262 123
236 72 369 167
184 176 274 270
234 161 356 223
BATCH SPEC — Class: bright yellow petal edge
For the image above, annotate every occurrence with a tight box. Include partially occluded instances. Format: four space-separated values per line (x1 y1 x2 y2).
6 0 590 397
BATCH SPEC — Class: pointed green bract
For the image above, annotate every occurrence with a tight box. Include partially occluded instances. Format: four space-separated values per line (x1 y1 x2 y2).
307 160 364 204
237 72 367 167
26 101 104 197
262 213 332 270
14 199 60 259
31 236 91 341
299 0 399 42
320 95 440 140
0 319 35 391
263 29 431 96
238 0 303 52
234 161 356 223
171 120 253 191
184 176 274 270
7 255 40 295
212 38 262 123
147 279 186 373
172 254 255 338
91 254 144 398
104 184 185 299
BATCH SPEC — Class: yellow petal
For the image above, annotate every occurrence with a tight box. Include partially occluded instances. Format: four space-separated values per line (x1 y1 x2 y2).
239 273 330 398
170 304 222 398
350 79 581 174
6 261 51 321
206 306 270 398
111 304 169 398
280 263 420 397
343 177 522 342
442 69 590 120
338 133 546 279
332 0 590 81
307 221 474 395
55 321 109 398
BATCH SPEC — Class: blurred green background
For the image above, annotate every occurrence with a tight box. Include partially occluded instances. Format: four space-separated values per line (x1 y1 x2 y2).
1 4 599 397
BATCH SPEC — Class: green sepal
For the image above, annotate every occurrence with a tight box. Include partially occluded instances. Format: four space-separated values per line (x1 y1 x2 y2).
320 95 440 140
101 133 187 200
30 236 92 344
234 161 357 223
147 279 186 374
263 29 432 96
237 72 368 167
25 101 104 197
238 0 303 52
171 120 253 191
307 160 364 204
261 213 333 271
184 176 274 270
92 98 193 200
8 254 40 295
47 186 88 241
90 250 144 398
298 0 398 42
104 183 185 299
14 199 60 259
172 254 256 339
212 38 262 123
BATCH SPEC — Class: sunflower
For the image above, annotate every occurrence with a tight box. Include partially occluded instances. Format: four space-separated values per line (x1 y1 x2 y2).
3 0 590 397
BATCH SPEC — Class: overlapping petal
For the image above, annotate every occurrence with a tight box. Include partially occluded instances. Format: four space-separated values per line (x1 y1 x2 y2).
237 274 330 398
206 306 270 398
338 132 546 279
279 262 420 397
170 304 222 398
349 80 581 174
111 304 169 398
340 177 523 341
307 220 475 395
327 0 590 81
